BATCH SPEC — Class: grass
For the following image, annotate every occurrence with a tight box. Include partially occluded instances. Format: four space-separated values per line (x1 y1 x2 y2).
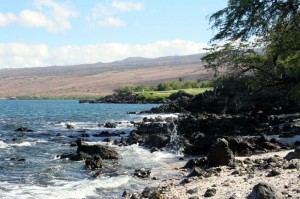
137 87 213 101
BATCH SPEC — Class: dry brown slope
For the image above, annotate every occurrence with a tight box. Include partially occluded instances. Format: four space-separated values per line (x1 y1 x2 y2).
0 54 213 98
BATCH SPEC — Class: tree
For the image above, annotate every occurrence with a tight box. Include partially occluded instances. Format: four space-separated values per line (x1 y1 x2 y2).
202 0 300 99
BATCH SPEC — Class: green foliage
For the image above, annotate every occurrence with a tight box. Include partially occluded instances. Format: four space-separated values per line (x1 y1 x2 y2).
209 0 300 42
138 92 169 102
113 86 135 95
199 80 214 88
203 0 300 99
182 81 199 89
156 81 181 91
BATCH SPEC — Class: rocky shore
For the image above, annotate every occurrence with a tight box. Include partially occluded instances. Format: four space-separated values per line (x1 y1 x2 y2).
74 81 300 198
79 93 163 104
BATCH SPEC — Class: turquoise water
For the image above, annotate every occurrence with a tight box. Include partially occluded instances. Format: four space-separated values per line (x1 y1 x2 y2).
0 100 178 199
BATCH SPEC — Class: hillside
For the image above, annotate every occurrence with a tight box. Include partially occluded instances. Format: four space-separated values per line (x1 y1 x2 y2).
0 53 213 98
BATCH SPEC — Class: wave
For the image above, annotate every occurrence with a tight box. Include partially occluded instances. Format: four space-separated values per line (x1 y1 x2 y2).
0 140 8 148
10 142 32 147
0 176 131 199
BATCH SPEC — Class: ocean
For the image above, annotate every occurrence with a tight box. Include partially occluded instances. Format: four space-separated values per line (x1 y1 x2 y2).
0 100 181 199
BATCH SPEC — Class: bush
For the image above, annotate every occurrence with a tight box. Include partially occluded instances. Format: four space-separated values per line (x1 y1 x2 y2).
113 86 134 95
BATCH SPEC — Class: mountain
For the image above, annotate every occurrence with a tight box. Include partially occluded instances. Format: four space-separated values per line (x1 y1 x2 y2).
0 53 213 98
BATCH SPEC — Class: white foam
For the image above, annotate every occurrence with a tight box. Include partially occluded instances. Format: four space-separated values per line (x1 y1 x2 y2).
0 140 8 148
119 144 179 169
138 113 179 120
10 142 32 147
0 176 131 199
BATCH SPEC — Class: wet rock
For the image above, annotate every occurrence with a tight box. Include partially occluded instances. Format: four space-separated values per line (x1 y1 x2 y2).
66 124 74 129
122 191 141 199
141 187 157 198
70 142 77 147
294 141 300 146
104 122 117 128
76 138 121 159
60 152 91 161
133 168 151 178
252 182 278 199
150 147 160 153
93 131 109 137
285 147 300 160
103 138 113 142
80 133 89 137
183 159 199 169
15 127 33 132
188 166 204 177
85 155 103 171
207 138 235 167
204 188 216 197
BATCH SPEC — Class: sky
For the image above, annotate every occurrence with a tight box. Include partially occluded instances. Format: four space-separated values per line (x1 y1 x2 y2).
0 0 227 68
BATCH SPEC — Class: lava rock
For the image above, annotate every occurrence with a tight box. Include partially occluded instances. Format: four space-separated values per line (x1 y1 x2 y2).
77 138 121 159
207 138 235 167
133 168 151 178
15 127 33 132
252 182 278 199
85 155 103 171
285 147 300 160
104 122 117 128
204 188 216 197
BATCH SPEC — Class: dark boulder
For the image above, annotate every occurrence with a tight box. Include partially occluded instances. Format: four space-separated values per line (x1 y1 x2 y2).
252 182 278 199
60 151 91 161
204 188 216 197
183 132 215 155
85 155 103 171
66 124 75 129
15 127 33 132
207 138 235 167
284 147 300 160
226 137 254 156
104 122 117 128
133 168 151 178
76 138 121 159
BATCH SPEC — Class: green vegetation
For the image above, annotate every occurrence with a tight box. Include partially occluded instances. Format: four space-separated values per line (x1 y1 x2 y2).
202 0 300 101
113 79 214 101
114 80 212 95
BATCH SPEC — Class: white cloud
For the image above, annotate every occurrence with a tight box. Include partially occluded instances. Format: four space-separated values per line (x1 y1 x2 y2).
32 0 78 32
112 1 143 12
0 43 49 68
97 17 125 27
0 40 208 68
0 12 17 26
18 10 48 27
87 1 143 28
0 0 77 32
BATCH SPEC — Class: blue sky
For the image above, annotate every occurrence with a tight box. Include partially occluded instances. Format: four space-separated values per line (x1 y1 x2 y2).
0 0 227 68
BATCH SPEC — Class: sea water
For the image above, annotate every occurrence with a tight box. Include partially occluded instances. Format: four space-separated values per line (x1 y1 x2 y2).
0 100 181 199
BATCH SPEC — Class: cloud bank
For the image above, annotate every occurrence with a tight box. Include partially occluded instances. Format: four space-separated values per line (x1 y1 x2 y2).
87 1 144 27
0 0 77 32
0 40 208 68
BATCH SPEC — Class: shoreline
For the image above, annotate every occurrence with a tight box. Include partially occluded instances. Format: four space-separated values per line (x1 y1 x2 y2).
152 149 299 199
